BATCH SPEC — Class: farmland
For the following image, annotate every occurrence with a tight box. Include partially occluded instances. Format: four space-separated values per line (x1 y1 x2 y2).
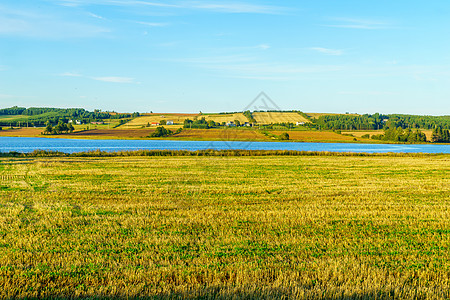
122 114 197 129
202 113 248 124
0 153 449 298
253 112 310 124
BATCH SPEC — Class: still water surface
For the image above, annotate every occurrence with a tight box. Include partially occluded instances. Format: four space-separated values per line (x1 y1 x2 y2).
1 137 449 154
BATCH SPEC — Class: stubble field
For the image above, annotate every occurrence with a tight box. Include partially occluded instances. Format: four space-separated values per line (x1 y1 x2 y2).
0 153 449 298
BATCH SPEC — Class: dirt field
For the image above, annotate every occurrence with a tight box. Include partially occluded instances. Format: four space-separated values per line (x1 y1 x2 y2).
69 129 157 138
253 112 310 124
175 128 268 141
272 130 362 142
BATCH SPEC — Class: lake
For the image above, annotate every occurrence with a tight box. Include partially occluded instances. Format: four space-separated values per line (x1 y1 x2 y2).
1 136 450 154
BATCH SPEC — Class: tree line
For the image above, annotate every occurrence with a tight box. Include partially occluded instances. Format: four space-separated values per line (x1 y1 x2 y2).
0 106 138 127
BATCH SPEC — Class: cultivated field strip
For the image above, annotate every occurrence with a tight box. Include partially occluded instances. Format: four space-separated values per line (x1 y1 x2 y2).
0 155 449 298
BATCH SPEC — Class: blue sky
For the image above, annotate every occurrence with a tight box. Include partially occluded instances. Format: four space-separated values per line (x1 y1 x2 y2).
1 0 450 114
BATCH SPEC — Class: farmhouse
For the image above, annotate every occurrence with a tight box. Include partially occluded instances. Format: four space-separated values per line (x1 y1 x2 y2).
151 122 160 126
296 122 305 126
166 120 174 125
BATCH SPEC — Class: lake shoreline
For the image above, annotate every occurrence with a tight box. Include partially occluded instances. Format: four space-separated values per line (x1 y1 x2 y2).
1 127 446 145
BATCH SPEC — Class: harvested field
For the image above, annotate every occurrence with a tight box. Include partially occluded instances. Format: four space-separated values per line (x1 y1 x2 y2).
122 114 198 128
0 127 44 137
341 131 381 138
253 112 310 124
202 113 248 124
307 113 359 119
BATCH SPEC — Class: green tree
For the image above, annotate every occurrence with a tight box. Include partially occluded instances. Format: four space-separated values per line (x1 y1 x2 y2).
68 123 75 133
150 126 173 137
279 132 290 140
44 121 53 135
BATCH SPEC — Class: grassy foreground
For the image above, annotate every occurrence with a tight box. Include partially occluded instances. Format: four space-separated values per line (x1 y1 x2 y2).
0 154 449 298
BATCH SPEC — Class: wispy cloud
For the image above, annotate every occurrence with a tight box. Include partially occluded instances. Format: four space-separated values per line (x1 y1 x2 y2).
56 1 179 8
255 44 270 50
0 6 110 38
175 55 343 80
190 3 285 14
59 72 83 77
54 0 287 14
310 47 343 56
87 12 105 20
325 18 391 30
91 76 135 83
136 21 169 27
338 91 399 96
58 72 136 83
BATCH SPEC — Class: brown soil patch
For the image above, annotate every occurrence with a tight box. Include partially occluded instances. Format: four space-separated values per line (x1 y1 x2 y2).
70 129 156 138
271 130 360 142
175 129 268 141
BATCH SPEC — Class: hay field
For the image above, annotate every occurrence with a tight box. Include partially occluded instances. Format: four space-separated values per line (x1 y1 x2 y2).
341 130 381 138
122 114 197 128
0 128 43 137
253 112 310 124
0 154 449 298
202 113 248 124
307 113 359 119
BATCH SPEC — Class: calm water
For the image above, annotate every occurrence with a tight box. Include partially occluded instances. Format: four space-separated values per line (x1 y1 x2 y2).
1 136 450 154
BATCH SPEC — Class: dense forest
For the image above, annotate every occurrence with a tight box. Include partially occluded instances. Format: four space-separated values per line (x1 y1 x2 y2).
315 113 450 131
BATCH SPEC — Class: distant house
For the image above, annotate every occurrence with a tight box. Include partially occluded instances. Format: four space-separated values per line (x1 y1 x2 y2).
166 120 174 125
296 122 305 126
244 122 251 127
151 122 160 126
91 121 104 125
226 121 236 127
69 119 82 125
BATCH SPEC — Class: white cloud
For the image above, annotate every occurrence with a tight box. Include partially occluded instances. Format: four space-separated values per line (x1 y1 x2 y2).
91 76 135 83
325 18 391 30
310 47 343 56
